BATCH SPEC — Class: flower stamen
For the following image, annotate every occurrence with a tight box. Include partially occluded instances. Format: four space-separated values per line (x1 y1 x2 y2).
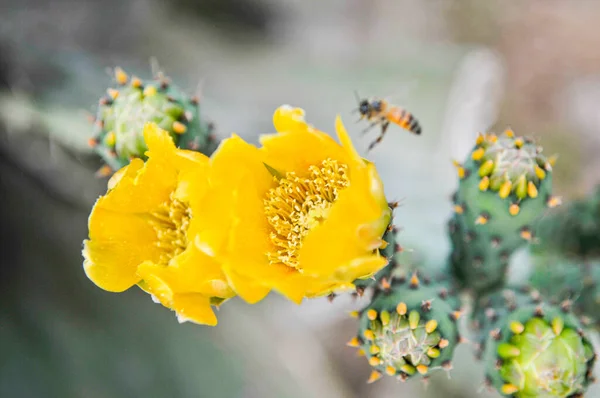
148 193 192 265
264 158 350 269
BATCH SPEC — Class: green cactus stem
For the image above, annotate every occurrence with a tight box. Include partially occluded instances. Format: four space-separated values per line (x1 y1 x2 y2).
472 287 596 397
88 66 218 176
529 253 600 331
534 183 600 260
449 129 559 294
348 268 462 383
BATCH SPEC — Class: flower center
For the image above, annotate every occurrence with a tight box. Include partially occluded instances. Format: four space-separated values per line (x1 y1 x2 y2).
264 158 350 269
149 193 192 265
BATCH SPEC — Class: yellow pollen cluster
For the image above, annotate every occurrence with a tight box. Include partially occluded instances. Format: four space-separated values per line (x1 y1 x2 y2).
149 193 192 265
264 158 350 269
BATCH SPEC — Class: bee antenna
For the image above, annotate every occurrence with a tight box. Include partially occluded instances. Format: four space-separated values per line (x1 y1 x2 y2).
354 90 361 104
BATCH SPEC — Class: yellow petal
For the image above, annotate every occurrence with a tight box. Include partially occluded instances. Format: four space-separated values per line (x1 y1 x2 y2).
137 244 234 298
272 105 310 134
195 135 273 256
83 240 145 292
144 122 208 169
142 271 218 326
335 115 363 164
259 128 350 178
299 163 391 278
96 158 176 213
221 264 271 304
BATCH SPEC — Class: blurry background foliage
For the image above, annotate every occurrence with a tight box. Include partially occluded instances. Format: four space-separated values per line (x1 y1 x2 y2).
1 0 599 397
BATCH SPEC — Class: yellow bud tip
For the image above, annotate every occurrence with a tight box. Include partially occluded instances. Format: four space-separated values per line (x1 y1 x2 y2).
349 310 360 318
479 176 490 191
521 229 532 241
368 357 381 366
380 277 391 290
367 309 378 321
476 133 484 145
363 330 375 341
499 180 512 199
396 302 407 316
425 319 438 334
534 165 546 180
427 348 440 358
172 121 187 134
453 205 464 214
410 273 420 287
379 240 389 249
131 76 142 88
548 196 562 208
472 147 485 161
514 137 524 148
87 137 97 148
527 181 538 198
475 214 488 225
385 366 396 376
509 204 520 216
552 317 564 336
509 321 525 335
380 311 390 326
357 348 366 357
416 365 428 375
95 165 113 178
487 133 498 143
501 384 519 395
401 364 416 375
143 85 157 97
457 166 465 179
504 128 514 138
114 67 128 85
107 88 119 99
409 310 420 330
367 371 382 384
452 311 462 320
347 337 360 347
369 345 380 355
105 131 116 147
439 339 449 348
478 159 495 177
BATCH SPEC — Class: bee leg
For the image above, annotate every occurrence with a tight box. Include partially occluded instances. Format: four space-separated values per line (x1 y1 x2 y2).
367 121 390 152
361 121 379 135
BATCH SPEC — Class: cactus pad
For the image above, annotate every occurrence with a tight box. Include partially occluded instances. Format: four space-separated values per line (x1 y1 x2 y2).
351 271 461 382
88 67 217 176
449 129 558 293
473 288 596 397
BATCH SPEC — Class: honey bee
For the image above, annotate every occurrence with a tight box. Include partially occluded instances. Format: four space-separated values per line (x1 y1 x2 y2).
354 92 422 151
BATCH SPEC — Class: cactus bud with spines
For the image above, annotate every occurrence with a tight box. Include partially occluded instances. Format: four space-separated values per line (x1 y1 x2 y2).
88 66 218 176
449 129 558 293
473 287 596 397
351 268 462 383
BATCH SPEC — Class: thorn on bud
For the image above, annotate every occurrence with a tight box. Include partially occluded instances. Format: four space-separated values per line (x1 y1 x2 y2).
475 212 490 225
114 67 128 85
520 227 533 241
380 277 391 291
409 272 419 289
547 195 562 208
327 293 336 303
95 165 113 178
367 370 382 384
509 203 520 216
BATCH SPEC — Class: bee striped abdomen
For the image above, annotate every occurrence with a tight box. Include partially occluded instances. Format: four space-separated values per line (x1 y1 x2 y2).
388 107 421 135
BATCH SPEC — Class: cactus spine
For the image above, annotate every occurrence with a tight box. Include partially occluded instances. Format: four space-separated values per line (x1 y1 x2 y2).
449 129 559 293
88 66 218 176
473 287 596 397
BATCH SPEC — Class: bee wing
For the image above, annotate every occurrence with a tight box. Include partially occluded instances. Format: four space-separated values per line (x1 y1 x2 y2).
380 79 420 104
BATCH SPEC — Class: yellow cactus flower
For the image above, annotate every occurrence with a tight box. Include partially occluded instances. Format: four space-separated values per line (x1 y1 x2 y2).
195 105 392 304
82 123 235 326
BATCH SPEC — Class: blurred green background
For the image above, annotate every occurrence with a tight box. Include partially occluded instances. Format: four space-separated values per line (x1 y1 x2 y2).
1 1 600 397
